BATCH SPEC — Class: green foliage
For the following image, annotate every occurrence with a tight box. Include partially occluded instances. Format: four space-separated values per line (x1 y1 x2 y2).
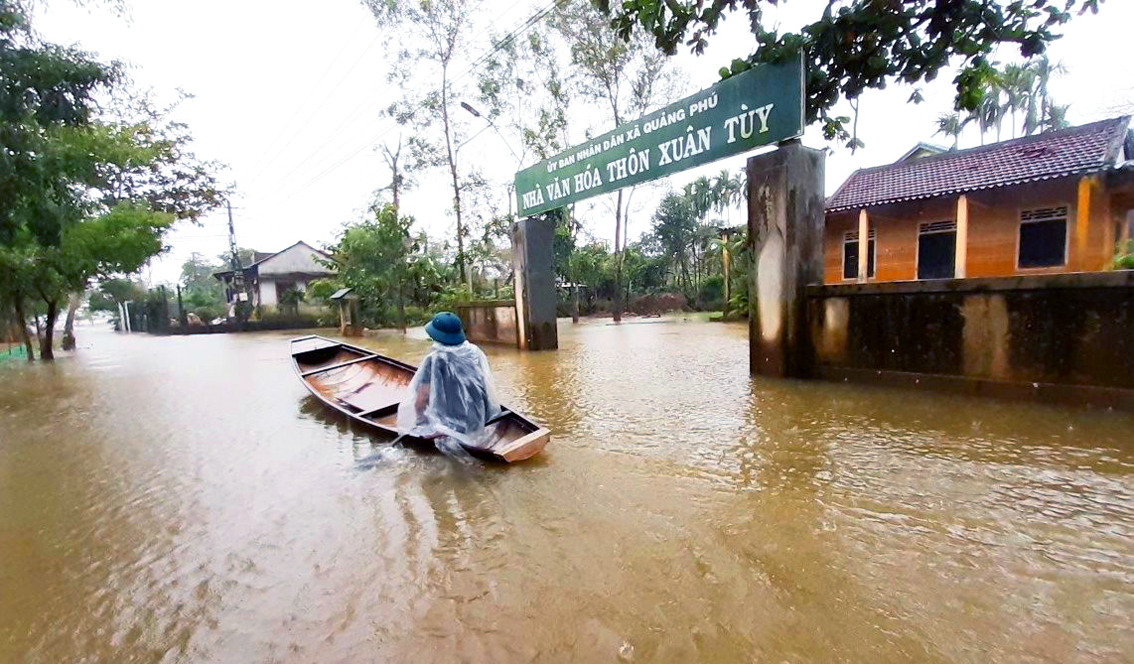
324 203 438 329
699 274 724 303
176 252 227 319
935 57 1071 147
0 2 224 358
1115 240 1134 270
86 288 117 313
433 284 475 314
305 279 339 304
599 0 1104 147
360 0 481 287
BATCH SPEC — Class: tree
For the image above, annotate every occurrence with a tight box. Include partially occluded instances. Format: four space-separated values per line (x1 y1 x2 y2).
0 1 119 360
599 0 1105 146
328 204 416 332
1027 57 1069 135
0 3 226 358
934 112 969 150
1000 63 1035 139
549 0 680 322
378 137 409 211
178 252 226 318
97 277 145 330
649 192 699 295
362 0 480 291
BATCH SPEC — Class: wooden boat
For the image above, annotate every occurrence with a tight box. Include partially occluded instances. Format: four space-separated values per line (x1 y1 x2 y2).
289 335 550 462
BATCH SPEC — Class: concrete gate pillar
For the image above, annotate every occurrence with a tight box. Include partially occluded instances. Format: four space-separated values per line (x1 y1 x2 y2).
747 140 826 378
512 216 558 351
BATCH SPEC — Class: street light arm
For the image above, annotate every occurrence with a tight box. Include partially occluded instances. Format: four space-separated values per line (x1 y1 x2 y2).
459 100 522 163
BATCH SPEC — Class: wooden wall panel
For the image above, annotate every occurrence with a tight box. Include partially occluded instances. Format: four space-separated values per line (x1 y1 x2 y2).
823 212 856 284
822 176 1116 283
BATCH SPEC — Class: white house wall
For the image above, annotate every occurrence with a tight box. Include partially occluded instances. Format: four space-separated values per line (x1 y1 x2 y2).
259 280 278 306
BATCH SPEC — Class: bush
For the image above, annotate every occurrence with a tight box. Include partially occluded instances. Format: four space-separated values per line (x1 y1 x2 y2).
191 304 224 323
433 285 474 313
698 275 725 308
306 279 340 304
629 292 689 315
259 309 319 325
1115 240 1134 270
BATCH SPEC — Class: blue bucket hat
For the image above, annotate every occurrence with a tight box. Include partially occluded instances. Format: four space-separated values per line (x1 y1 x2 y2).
425 311 466 345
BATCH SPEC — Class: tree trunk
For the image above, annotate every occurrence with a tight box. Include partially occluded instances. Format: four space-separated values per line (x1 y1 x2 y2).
62 292 82 351
722 240 732 317
12 299 34 362
571 285 580 323
396 281 406 333
438 61 470 292
613 189 624 323
40 299 58 361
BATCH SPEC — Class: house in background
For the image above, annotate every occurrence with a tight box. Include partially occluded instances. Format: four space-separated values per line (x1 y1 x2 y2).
214 241 335 314
824 116 1134 284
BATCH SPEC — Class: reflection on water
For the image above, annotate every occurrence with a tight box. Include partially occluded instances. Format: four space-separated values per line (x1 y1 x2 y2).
1 320 1131 661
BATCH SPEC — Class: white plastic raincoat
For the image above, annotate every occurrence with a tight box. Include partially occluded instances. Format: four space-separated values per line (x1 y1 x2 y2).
396 341 501 448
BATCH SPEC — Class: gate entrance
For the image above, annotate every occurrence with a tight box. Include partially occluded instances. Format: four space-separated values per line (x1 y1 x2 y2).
509 56 821 377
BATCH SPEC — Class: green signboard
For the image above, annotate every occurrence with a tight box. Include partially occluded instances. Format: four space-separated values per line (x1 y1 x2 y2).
514 56 804 217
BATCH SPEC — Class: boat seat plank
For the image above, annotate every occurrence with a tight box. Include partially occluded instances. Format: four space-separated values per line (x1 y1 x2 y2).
301 354 380 377
358 403 400 419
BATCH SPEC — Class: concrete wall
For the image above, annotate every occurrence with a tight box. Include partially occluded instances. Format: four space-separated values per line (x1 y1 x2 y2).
824 176 1123 284
807 271 1134 407
458 302 519 347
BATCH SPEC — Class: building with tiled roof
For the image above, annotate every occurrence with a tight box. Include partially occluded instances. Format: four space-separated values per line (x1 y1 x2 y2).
214 241 335 313
823 116 1134 284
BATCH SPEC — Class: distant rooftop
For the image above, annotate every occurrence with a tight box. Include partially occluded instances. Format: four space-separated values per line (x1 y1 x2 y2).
826 116 1132 213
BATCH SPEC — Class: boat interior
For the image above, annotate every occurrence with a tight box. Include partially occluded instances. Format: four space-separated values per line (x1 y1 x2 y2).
291 337 540 453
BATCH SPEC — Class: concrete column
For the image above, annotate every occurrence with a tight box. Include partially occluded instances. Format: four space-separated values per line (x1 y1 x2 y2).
747 140 826 378
955 194 969 278
1074 175 1094 271
857 209 870 282
511 216 558 351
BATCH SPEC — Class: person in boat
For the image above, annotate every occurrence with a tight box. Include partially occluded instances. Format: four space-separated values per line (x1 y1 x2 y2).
396 312 501 449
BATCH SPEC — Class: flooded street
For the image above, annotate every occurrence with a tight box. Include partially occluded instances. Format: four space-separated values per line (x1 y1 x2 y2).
1 319 1132 662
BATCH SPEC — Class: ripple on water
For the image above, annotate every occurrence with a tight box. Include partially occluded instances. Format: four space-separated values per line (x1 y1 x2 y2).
1 323 1132 662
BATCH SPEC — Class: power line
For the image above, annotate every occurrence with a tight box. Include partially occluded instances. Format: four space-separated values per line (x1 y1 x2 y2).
253 0 541 203
250 0 511 195
244 21 367 182
254 0 560 209
246 31 383 191
263 0 532 194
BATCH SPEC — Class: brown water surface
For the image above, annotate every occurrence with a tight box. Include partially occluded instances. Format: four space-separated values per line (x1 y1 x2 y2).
1 320 1131 662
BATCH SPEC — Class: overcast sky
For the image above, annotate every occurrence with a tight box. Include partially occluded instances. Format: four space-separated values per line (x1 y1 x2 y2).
35 0 1134 285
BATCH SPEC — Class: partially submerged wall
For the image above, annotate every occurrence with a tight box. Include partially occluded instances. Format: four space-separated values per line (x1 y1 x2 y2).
458 302 519 347
807 272 1134 408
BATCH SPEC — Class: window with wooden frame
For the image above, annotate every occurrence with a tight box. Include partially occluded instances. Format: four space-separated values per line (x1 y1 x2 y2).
842 229 876 279
917 220 956 280
1017 206 1068 269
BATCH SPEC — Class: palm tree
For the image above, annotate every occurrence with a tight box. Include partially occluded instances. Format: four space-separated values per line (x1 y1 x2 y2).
682 176 716 222
1000 64 1035 138
975 92 1005 144
1042 103 1071 133
1025 56 1067 136
935 112 969 149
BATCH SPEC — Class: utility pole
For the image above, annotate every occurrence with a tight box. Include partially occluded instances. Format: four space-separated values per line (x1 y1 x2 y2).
227 201 248 323
176 285 188 327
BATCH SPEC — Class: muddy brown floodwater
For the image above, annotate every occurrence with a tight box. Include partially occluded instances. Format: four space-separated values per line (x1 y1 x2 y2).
1 319 1132 662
